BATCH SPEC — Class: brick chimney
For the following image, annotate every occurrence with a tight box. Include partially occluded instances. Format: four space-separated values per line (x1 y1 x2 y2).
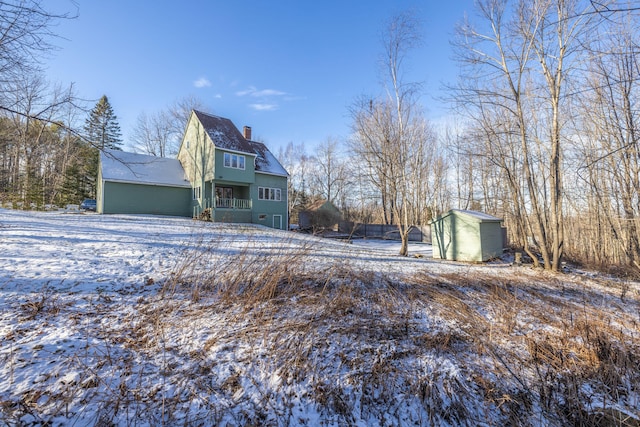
243 126 252 140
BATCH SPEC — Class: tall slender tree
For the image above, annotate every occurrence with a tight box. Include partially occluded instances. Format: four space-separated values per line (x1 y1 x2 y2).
84 95 122 150
81 95 122 197
351 11 440 256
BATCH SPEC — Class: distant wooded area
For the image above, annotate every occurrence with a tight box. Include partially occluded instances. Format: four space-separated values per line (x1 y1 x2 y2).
4 1 640 272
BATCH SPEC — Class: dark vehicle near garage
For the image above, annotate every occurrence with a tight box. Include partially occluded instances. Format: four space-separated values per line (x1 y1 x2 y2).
80 199 97 211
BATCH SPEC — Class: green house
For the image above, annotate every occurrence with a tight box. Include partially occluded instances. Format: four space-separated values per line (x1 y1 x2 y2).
97 110 289 230
430 209 504 262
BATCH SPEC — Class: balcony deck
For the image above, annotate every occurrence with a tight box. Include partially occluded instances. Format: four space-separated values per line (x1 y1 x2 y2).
215 197 252 210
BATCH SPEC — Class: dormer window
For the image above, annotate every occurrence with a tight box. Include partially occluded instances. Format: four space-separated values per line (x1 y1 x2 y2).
224 153 245 170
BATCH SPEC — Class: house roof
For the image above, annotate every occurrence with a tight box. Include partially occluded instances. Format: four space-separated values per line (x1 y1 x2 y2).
247 140 288 176
193 110 256 154
192 110 288 177
100 149 191 188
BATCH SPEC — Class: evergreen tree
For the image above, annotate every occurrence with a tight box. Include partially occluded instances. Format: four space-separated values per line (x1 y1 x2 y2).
58 148 95 204
84 95 122 150
82 95 122 197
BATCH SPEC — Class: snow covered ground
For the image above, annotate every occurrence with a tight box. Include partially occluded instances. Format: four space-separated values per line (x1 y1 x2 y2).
0 209 443 292
1 209 639 426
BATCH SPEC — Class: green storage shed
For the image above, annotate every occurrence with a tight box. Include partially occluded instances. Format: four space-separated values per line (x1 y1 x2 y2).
431 209 505 262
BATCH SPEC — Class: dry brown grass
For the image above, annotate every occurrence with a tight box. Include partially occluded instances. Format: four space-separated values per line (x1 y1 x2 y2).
408 270 640 426
3 232 640 426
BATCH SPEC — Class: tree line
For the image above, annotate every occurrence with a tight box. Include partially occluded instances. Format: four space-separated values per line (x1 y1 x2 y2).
451 0 640 271
0 1 124 208
0 1 202 209
4 0 640 272
0 85 122 208
285 0 640 271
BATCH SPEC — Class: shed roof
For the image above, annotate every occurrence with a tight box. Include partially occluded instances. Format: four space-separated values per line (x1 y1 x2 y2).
302 199 339 212
455 209 502 221
192 110 288 177
100 149 191 188
431 209 503 223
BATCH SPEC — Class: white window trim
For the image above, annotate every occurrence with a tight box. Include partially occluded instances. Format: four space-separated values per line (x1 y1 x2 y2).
224 152 246 170
192 186 201 200
258 186 282 201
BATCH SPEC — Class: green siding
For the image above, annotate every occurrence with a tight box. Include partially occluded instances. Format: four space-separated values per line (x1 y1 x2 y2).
432 213 478 260
214 209 252 223
431 210 503 262
177 116 215 215
479 222 504 260
178 116 215 184
431 216 450 260
251 173 288 229
204 181 214 209
453 213 482 261
214 148 255 184
101 181 191 217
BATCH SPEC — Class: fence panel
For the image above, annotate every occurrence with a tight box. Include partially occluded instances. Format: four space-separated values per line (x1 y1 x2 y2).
339 222 430 242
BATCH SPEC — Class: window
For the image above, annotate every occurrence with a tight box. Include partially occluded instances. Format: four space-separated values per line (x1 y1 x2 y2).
215 187 233 208
192 186 201 200
258 187 282 201
223 152 245 170
216 187 233 200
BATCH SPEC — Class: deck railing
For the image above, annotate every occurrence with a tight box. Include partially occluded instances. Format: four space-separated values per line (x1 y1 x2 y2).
215 197 252 209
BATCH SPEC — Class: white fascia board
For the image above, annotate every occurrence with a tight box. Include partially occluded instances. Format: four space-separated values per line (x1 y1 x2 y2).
105 178 192 188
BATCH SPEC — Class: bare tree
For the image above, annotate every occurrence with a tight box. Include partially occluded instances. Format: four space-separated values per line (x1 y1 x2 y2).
277 141 310 224
168 95 205 142
307 137 350 206
0 0 74 111
132 96 205 157
351 11 440 256
452 0 597 271
0 1 86 208
350 97 397 225
132 110 172 157
572 12 640 269
1 70 80 205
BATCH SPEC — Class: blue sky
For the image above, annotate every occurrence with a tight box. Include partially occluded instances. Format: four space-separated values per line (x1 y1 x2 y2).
46 1 475 153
